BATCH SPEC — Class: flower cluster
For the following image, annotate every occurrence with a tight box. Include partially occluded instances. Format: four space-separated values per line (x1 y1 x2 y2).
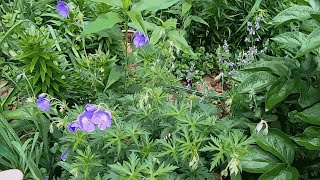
217 40 236 75
244 16 262 43
67 104 112 133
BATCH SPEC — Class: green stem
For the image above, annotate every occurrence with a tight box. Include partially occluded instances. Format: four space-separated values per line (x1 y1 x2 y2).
124 17 129 90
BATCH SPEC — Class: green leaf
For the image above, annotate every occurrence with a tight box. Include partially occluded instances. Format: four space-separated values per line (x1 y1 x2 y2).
83 12 123 35
30 56 39 73
236 0 262 33
162 19 177 29
241 145 281 173
241 61 291 76
293 126 320 151
298 81 320 108
259 164 299 180
150 26 163 45
181 2 192 16
0 20 28 45
104 65 125 90
271 5 314 26
237 71 277 93
191 16 209 26
127 10 146 34
271 32 307 51
132 0 179 13
167 30 194 55
266 77 298 110
88 0 123 8
255 128 295 164
297 27 320 57
294 102 320 125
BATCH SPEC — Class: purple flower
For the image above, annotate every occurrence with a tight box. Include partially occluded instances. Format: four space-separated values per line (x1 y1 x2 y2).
56 1 69 18
255 22 260 30
244 37 249 43
60 150 69 161
91 110 112 130
255 37 260 42
67 121 80 133
44 176 49 180
36 95 50 112
227 62 234 67
133 31 149 48
249 28 255 35
228 69 236 75
247 21 252 27
78 112 95 132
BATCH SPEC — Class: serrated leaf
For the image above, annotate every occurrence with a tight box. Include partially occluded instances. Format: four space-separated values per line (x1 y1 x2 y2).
271 5 314 26
266 77 298 110
132 0 179 13
88 0 123 8
241 145 281 173
167 30 194 55
255 128 295 164
297 27 320 57
237 71 277 93
83 12 122 35
271 32 307 51
259 164 299 180
294 102 320 125
182 2 192 16
293 126 320 151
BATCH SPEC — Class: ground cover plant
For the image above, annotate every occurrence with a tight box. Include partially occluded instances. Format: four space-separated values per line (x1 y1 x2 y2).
0 0 319 179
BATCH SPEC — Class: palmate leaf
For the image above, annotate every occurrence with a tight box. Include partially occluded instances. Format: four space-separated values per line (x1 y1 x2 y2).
200 136 225 171
143 155 178 178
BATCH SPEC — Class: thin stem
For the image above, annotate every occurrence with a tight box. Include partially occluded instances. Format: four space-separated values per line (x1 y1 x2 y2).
124 17 129 90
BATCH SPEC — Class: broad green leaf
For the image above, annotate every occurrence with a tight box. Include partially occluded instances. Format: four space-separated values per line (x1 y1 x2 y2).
167 30 194 55
132 0 179 13
105 65 125 90
162 19 177 29
294 102 320 125
293 126 320 151
266 77 298 110
237 71 277 93
83 12 122 35
271 32 307 51
259 164 299 180
255 128 295 164
88 0 123 7
298 80 320 108
127 10 146 34
191 16 209 26
271 5 314 26
241 145 281 173
241 61 291 76
297 27 320 57
182 2 192 16
150 26 163 45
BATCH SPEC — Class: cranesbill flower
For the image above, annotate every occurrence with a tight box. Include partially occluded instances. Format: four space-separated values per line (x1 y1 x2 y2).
91 110 112 130
78 112 95 132
36 95 50 112
56 1 69 18
133 31 149 48
60 150 69 161
67 121 79 133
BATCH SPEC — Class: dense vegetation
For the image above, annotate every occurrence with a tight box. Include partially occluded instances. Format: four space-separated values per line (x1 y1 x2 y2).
0 0 319 179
